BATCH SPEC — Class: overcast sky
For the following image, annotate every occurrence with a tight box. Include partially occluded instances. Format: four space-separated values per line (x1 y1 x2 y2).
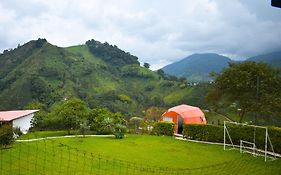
0 0 281 70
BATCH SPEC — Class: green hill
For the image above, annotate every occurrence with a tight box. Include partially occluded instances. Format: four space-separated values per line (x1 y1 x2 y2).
0 39 208 118
247 50 281 69
162 51 281 83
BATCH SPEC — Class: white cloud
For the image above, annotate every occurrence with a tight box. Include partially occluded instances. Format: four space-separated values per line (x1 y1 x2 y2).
0 0 281 70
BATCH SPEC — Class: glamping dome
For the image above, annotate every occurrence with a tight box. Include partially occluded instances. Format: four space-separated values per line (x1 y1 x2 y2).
160 104 206 134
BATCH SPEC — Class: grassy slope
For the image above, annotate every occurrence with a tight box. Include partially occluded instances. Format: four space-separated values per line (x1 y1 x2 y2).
66 45 121 93
1 135 280 175
66 45 105 65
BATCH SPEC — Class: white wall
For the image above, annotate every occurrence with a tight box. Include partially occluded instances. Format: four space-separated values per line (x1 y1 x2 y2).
12 114 34 134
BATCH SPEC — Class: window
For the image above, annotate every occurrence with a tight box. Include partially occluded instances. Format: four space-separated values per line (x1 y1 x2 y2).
163 117 173 122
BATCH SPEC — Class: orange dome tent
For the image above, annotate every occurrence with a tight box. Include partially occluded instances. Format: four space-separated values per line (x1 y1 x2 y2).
160 104 207 134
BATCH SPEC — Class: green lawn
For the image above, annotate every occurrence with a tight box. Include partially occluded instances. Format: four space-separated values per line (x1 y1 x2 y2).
0 134 280 175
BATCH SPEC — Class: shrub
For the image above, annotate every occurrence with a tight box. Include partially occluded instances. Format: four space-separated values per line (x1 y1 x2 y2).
113 124 127 139
153 121 175 136
183 124 224 143
79 121 90 137
13 127 23 137
183 124 281 154
0 125 14 148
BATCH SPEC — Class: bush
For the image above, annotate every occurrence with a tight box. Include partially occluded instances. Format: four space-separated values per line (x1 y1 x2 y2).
13 127 23 137
152 121 175 136
0 125 14 148
183 124 224 143
183 124 281 154
113 124 127 139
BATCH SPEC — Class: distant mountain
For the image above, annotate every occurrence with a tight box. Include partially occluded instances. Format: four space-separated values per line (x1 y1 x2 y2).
162 53 232 82
247 50 281 69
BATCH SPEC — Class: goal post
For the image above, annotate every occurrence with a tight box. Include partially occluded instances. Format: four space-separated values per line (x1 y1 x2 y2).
223 121 276 162
240 140 257 156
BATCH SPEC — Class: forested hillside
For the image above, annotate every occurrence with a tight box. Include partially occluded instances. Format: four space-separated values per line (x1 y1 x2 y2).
247 50 281 69
0 39 208 118
162 53 232 82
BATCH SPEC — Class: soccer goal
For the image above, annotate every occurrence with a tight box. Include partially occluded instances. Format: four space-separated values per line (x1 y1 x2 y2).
223 121 276 162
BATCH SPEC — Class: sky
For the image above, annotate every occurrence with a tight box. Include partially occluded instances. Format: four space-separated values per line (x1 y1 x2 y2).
0 0 281 70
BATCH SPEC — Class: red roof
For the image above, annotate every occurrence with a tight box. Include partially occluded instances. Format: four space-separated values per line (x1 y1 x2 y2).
0 110 39 121
167 104 204 119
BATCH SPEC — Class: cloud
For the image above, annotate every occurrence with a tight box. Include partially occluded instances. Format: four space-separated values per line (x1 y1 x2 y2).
0 0 281 69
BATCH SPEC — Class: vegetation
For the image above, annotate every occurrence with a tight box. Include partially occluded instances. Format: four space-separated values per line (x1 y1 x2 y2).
1 135 280 174
162 53 232 82
0 125 14 148
183 124 281 154
0 38 208 119
49 98 89 134
206 62 281 123
162 51 281 82
152 121 175 136
86 39 139 67
87 107 126 137
26 98 127 138
1 38 280 131
143 62 150 69
128 117 143 133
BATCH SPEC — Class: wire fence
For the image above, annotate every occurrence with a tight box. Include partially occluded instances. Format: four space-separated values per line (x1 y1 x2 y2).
0 138 280 175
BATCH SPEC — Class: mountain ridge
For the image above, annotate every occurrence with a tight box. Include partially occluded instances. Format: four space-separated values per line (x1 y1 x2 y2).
162 50 281 82
246 50 281 69
162 53 232 82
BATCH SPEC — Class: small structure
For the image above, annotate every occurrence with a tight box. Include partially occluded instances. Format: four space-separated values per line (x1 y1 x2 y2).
0 110 39 133
160 104 206 134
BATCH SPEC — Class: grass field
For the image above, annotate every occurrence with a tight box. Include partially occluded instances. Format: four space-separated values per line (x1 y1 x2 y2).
1 134 280 175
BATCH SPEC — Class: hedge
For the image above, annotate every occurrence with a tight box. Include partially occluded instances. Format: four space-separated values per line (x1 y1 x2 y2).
183 124 281 154
152 121 175 136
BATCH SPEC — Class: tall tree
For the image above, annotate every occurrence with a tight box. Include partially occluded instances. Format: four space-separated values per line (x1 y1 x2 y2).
53 98 89 134
143 63 150 69
24 101 47 129
206 62 281 123
129 117 143 133
145 107 166 122
88 108 126 134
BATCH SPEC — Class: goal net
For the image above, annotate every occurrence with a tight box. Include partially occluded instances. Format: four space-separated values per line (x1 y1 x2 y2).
223 121 276 161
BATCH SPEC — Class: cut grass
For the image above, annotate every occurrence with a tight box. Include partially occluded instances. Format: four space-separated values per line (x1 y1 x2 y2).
1 134 280 174
18 130 71 140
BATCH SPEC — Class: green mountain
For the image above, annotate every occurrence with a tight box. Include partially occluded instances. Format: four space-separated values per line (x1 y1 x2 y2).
247 50 281 68
162 53 232 82
162 51 281 82
0 39 208 118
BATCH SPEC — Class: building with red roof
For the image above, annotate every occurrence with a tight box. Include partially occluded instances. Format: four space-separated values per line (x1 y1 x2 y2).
0 110 39 133
160 104 206 134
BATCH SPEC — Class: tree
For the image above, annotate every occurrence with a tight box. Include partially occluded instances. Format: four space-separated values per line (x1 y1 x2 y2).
129 117 143 133
206 62 281 123
145 107 166 122
88 108 126 135
52 98 89 134
35 38 47 48
24 101 47 129
0 125 14 148
79 120 90 137
156 69 165 78
143 63 150 69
